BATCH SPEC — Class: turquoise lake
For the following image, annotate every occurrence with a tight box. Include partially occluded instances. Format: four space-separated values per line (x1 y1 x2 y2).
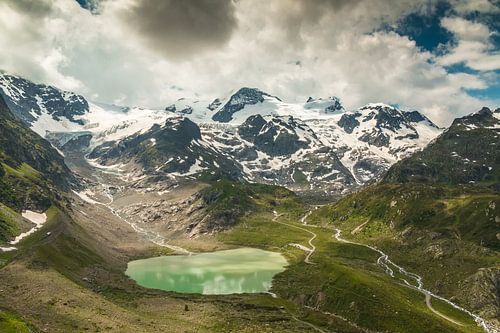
125 247 288 295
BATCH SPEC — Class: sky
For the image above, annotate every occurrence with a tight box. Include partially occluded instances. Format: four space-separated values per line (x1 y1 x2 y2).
0 0 499 125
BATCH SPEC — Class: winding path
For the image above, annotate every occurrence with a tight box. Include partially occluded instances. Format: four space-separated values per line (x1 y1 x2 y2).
333 228 498 333
273 211 317 264
272 211 378 332
424 292 464 326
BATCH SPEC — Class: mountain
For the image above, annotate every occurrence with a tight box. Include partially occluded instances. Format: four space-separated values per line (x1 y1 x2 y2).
305 103 442 184
384 107 500 188
304 96 344 113
205 114 356 195
0 94 74 242
0 74 89 134
0 73 441 197
88 116 243 186
0 72 497 333
212 87 282 122
310 107 500 326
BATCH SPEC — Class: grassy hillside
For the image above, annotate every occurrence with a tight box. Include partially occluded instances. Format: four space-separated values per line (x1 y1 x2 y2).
0 94 75 242
0 183 323 333
0 310 31 333
0 173 491 332
309 183 499 322
308 107 500 324
218 207 483 332
199 180 304 230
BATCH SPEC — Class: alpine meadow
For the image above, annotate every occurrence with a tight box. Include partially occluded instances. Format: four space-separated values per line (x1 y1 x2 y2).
0 1 499 332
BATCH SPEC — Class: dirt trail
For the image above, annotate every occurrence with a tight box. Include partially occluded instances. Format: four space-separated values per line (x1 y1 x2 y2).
351 221 368 235
424 292 464 326
300 210 313 225
273 211 317 264
333 228 498 333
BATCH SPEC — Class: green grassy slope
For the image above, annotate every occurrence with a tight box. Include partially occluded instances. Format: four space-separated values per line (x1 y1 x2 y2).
218 208 483 333
306 107 500 324
199 180 305 230
0 95 74 242
0 310 32 333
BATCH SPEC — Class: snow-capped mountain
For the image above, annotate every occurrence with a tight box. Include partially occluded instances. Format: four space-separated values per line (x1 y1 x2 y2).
304 96 344 114
306 103 442 183
0 74 88 135
202 115 356 194
0 73 442 197
384 106 500 186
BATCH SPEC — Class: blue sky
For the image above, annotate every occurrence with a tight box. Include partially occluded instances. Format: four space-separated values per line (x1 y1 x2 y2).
394 1 456 52
393 0 500 101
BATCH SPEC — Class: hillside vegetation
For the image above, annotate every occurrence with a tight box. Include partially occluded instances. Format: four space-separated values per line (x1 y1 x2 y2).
309 107 500 324
0 95 74 242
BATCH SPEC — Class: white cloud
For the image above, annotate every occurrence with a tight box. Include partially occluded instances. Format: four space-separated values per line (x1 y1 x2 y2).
438 16 500 71
450 0 500 14
0 0 496 126
441 16 491 40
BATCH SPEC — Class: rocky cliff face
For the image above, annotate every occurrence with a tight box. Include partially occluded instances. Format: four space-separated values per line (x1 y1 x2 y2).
238 115 316 156
384 107 500 187
0 74 89 130
88 117 242 183
459 267 500 325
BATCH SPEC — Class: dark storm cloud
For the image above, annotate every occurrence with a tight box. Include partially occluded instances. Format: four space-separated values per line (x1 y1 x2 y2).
290 0 362 21
120 0 237 59
266 0 369 44
3 0 54 17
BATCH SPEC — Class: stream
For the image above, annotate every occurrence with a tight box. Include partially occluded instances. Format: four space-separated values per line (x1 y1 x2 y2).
334 228 499 333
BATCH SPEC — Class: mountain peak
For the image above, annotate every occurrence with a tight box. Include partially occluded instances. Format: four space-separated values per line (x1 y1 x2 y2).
304 96 344 114
0 73 89 129
359 103 400 115
384 106 499 187
211 87 281 123
452 106 499 128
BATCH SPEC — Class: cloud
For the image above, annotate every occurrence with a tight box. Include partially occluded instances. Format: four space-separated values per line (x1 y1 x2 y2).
2 0 54 17
450 0 500 14
0 0 497 126
0 0 82 88
438 16 500 71
116 0 237 59
441 16 491 40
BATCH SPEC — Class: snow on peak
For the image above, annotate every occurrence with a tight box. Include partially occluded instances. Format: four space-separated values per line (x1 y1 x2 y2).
304 96 344 114
211 87 282 123
360 102 396 110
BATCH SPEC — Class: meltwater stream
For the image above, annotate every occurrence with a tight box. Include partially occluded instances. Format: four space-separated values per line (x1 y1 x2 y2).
334 228 499 333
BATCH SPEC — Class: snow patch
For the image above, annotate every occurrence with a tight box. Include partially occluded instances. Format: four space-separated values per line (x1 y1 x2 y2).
73 189 101 205
9 210 48 245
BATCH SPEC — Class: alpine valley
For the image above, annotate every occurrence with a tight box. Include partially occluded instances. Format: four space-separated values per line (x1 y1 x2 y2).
0 72 498 333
